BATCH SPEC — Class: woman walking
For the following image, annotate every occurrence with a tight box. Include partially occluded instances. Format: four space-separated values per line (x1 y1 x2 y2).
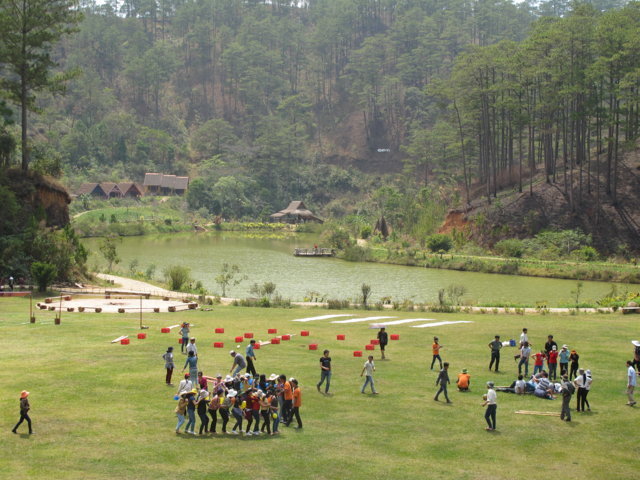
163 347 175 386
218 390 231 434
259 390 272 435
12 391 33 435
208 388 221 434
229 390 243 434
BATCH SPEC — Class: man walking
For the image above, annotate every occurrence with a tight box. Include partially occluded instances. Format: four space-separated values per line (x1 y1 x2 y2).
430 336 443 370
483 382 497 431
518 341 531 377
434 362 451 403
488 335 502 372
627 360 637 406
360 355 378 394
560 374 575 421
317 350 332 394
11 390 33 434
246 339 257 376
377 327 388 360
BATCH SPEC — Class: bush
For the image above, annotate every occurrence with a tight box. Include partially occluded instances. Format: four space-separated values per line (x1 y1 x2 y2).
31 262 58 292
342 245 372 262
163 265 192 291
425 234 452 253
572 246 599 262
323 227 353 250
494 238 525 258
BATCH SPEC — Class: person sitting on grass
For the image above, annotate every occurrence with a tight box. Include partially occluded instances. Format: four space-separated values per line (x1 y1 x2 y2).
495 374 527 394
533 372 555 400
457 368 470 391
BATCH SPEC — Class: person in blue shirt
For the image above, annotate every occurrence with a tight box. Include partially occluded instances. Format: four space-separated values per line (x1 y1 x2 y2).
246 339 257 376
183 351 198 388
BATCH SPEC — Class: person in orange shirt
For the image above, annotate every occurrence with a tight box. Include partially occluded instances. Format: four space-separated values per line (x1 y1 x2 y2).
430 337 443 370
457 368 471 391
280 374 293 426
289 378 303 428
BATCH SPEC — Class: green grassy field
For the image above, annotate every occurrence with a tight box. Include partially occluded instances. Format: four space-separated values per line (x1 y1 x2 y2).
2 296 638 479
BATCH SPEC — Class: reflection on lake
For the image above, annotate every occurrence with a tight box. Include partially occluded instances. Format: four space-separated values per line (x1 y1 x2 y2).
82 232 634 305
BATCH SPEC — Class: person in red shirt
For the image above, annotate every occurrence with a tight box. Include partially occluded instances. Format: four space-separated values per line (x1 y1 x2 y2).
533 350 545 375
289 378 303 428
547 346 559 381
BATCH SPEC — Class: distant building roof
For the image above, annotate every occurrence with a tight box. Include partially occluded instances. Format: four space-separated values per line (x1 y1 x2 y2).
76 183 106 196
172 176 189 190
270 200 323 222
143 173 163 187
118 182 144 196
143 173 189 191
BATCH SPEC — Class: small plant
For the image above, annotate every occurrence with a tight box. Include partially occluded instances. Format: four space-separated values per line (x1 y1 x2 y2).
163 265 192 291
215 263 247 297
30 262 57 292
361 283 372 309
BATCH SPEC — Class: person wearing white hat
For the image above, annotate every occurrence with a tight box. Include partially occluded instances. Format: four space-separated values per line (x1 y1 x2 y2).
229 389 243 434
482 382 497 431
583 369 592 411
12 390 33 435
559 345 570 377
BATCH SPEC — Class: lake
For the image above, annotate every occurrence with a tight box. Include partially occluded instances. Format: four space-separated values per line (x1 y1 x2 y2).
82 232 634 305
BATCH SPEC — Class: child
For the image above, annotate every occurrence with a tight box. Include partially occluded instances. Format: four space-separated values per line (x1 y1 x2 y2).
434 362 451 403
430 337 443 370
532 349 545 375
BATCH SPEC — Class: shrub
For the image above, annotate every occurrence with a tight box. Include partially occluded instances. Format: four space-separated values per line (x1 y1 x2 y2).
426 234 452 253
494 238 525 258
163 265 192 291
572 246 599 262
343 245 372 262
360 225 372 239
30 262 58 292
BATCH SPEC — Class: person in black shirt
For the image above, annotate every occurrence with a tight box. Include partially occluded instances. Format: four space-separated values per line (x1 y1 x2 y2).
377 328 388 360
12 390 33 434
317 350 332 394
434 362 451 403
544 335 558 356
488 336 502 372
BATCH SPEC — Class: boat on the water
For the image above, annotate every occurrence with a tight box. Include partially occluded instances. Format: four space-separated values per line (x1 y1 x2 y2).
294 247 335 257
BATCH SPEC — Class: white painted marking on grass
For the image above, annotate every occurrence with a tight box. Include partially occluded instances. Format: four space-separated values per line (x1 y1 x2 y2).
331 316 396 324
111 335 129 343
370 318 435 326
292 314 355 322
411 321 473 328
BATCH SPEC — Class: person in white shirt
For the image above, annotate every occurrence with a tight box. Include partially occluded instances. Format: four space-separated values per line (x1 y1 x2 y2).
627 360 637 406
574 368 588 411
583 369 592 411
514 375 526 395
186 337 197 356
519 328 529 348
360 355 378 394
483 381 497 431
518 342 532 377
177 373 193 395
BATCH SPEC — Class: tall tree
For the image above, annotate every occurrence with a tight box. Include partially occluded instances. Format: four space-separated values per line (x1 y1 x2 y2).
0 0 82 171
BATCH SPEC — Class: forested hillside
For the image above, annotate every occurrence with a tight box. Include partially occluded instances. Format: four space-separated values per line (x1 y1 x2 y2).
1 0 639 251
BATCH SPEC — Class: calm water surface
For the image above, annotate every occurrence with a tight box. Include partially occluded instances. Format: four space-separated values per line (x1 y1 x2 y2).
83 232 634 305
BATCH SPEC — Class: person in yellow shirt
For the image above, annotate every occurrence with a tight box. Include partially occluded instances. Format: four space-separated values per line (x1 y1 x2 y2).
457 368 471 391
430 337 443 370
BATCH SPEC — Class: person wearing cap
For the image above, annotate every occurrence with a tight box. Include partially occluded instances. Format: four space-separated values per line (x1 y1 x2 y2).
626 360 637 406
488 335 502 372
457 368 471 391
246 339 258 376
518 341 532 377
184 390 198 435
229 350 247 376
183 350 198 388
163 346 175 386
482 382 497 431
430 337 443 370
177 372 193 395
559 345 570 377
569 349 580 380
186 337 198 357
360 355 378 394
179 322 190 354
377 327 388 360
195 388 210 435
317 349 332 394
229 390 243 434
174 391 189 434
560 375 575 421
12 391 33 435
548 345 559 381
434 362 451 403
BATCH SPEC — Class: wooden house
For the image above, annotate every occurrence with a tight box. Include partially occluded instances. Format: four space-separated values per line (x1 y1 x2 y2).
143 173 163 194
118 182 145 198
143 173 189 195
76 183 107 198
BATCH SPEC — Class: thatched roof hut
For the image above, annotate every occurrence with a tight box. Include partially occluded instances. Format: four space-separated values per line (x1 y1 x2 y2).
270 201 323 224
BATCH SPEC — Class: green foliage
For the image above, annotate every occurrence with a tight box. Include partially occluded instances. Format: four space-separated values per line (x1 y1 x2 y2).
215 263 247 297
494 238 525 258
163 265 192 291
323 227 353 250
425 234 452 253
30 261 57 292
99 236 120 271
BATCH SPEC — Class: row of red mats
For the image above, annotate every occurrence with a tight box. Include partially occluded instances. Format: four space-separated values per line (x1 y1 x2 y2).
120 333 147 345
